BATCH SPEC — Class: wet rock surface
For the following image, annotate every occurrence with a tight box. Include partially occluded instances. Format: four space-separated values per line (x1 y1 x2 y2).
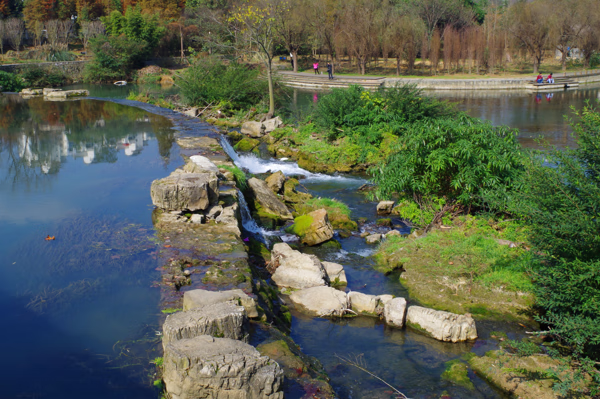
376 200 395 215
265 171 286 194
163 335 284 399
289 208 334 246
248 177 293 221
383 297 408 328
322 261 347 286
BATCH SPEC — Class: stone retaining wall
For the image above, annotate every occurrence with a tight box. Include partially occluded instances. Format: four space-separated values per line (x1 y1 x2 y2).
0 61 88 80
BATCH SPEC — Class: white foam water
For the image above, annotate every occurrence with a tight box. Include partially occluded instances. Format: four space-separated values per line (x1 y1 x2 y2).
220 137 365 185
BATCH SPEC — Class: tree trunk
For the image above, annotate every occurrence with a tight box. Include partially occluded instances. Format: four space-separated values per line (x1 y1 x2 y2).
180 24 185 61
267 63 275 119
533 57 539 74
561 50 567 73
292 50 298 73
396 55 401 76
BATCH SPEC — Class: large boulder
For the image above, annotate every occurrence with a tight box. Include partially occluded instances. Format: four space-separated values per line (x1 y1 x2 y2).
406 306 478 342
287 209 334 246
289 286 349 317
270 243 327 289
151 172 218 211
248 177 293 220
187 155 220 174
162 302 247 348
265 171 286 194
163 336 283 399
348 292 379 315
322 261 347 286
365 233 383 244
377 201 395 215
383 297 407 328
262 116 283 133
183 289 258 318
241 121 264 138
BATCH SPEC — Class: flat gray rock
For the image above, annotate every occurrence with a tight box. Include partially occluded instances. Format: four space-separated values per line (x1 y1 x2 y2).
183 289 258 318
162 302 247 348
289 286 348 317
163 336 283 399
151 172 218 211
322 261 347 285
248 178 292 220
271 243 327 289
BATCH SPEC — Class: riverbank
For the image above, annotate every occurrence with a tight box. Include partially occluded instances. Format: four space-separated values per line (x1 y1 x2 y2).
278 69 600 90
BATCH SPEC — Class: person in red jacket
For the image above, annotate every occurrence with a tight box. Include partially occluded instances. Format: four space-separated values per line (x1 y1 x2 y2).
536 73 543 83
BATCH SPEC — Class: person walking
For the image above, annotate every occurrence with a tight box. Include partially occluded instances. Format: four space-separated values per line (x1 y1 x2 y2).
313 61 319 75
327 63 333 80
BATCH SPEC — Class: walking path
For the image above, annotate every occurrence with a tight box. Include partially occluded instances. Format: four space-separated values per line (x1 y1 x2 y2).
278 69 600 91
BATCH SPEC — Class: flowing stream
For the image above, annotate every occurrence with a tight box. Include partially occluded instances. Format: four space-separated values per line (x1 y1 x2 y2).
222 139 524 399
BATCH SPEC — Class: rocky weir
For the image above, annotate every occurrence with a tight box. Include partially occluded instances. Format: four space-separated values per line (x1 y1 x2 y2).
148 117 481 398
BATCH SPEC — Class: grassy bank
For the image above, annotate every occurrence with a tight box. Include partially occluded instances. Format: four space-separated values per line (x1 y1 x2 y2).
376 216 534 321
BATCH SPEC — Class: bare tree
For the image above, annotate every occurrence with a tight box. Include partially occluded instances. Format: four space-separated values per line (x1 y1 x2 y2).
6 18 24 53
272 0 309 73
551 0 585 72
0 19 4 55
340 0 379 75
508 0 552 73
430 28 441 74
80 20 105 51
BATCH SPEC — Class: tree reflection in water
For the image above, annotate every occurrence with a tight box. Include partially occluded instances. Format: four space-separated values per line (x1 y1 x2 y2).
0 94 175 189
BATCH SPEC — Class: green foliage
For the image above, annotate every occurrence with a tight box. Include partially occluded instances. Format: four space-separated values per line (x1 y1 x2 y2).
442 359 474 390
314 84 455 142
151 357 164 367
501 104 600 395
294 197 357 230
22 67 67 88
502 339 543 356
371 114 525 208
176 57 269 112
85 35 147 82
101 7 165 54
0 71 24 92
220 164 247 190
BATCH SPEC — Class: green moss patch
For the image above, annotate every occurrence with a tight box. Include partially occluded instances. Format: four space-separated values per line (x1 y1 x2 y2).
294 197 357 230
234 137 260 152
375 217 534 321
285 214 314 237
442 360 474 390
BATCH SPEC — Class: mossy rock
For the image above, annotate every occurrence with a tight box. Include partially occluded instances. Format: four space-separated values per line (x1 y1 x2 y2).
317 239 342 250
283 178 312 203
442 360 474 390
330 214 358 230
285 214 314 237
234 137 260 152
376 218 392 227
247 237 271 261
227 129 244 141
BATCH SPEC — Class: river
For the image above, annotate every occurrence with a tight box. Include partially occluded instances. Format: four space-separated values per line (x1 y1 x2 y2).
1 84 596 398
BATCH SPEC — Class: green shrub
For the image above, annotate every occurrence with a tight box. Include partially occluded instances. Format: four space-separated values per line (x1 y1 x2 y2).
371 114 524 209
220 164 247 190
22 67 67 88
503 104 600 394
85 35 147 82
176 57 269 113
0 71 24 92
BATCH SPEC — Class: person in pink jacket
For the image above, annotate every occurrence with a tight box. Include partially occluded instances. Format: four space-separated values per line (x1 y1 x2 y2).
313 61 319 75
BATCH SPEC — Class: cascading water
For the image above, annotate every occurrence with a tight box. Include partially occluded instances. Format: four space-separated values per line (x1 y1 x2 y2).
236 188 275 244
220 136 365 185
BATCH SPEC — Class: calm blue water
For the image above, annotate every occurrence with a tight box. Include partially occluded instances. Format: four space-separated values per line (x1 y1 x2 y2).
0 94 181 398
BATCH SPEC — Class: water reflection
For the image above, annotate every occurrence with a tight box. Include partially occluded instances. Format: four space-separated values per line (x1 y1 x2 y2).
0 95 180 399
0 95 175 188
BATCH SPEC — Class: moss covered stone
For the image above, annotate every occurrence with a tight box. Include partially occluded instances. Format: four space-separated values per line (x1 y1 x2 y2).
442 360 474 390
285 214 314 237
234 137 260 152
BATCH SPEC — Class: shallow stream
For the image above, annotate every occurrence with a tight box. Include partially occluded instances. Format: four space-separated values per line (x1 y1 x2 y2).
2 85 596 398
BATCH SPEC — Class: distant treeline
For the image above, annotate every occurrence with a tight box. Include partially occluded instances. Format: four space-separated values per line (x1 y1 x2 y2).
1 0 599 74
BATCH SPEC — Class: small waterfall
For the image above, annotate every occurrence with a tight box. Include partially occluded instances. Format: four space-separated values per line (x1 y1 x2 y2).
220 136 366 185
237 188 262 235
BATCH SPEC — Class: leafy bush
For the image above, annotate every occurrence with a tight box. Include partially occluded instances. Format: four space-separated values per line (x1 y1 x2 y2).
85 35 147 82
371 114 524 211
219 164 247 190
176 57 269 113
503 104 600 394
22 67 67 87
101 6 165 56
0 71 24 92
313 84 456 142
